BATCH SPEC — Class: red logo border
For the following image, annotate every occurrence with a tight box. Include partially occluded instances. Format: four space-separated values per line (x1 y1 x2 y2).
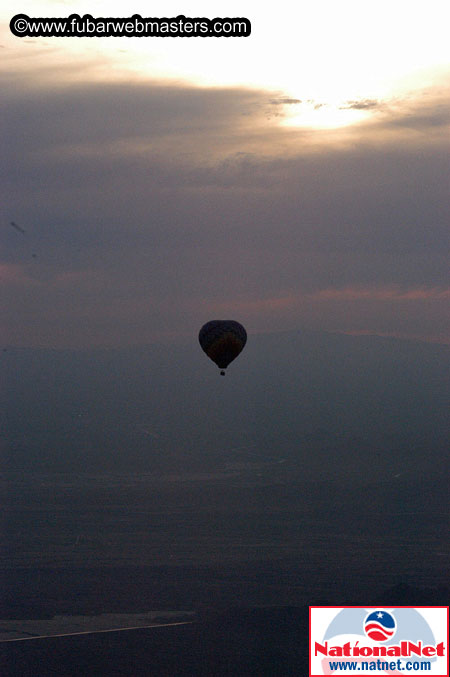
309 605 449 677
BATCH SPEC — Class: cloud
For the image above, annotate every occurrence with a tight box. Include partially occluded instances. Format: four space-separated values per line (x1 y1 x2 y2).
384 104 450 130
269 97 302 105
312 286 450 301
350 87 450 133
340 99 381 110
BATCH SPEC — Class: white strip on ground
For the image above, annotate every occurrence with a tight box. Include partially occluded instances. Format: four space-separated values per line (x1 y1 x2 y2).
0 620 194 643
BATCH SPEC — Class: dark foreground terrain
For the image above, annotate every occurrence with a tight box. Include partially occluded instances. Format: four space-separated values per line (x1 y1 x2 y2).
1 584 448 677
1 472 449 674
3 612 303 677
1 334 448 673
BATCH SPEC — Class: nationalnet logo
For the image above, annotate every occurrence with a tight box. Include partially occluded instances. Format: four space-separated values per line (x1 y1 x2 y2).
309 606 449 676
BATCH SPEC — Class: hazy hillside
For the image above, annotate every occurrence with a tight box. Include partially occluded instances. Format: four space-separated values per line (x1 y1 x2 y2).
1 330 448 481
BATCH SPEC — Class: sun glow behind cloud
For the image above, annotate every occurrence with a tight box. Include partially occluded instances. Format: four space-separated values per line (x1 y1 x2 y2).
3 0 449 129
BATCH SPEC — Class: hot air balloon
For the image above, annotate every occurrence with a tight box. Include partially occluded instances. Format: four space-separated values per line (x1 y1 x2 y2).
199 320 247 375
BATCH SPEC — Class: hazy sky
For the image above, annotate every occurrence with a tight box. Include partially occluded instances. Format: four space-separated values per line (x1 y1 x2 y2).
1 0 449 347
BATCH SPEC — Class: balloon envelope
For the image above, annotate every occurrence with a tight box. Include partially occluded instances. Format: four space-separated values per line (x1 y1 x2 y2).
199 320 247 371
